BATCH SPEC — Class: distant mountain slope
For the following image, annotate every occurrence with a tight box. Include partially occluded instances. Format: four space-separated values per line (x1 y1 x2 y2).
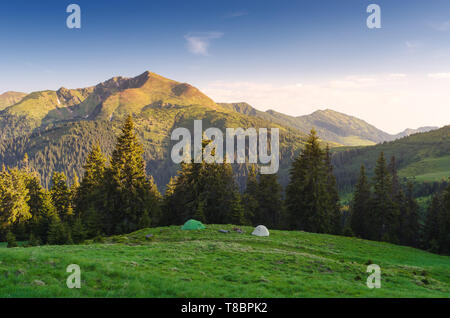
0 91 27 110
220 103 391 146
0 72 312 188
332 126 450 192
392 126 439 140
0 72 445 190
220 102 440 146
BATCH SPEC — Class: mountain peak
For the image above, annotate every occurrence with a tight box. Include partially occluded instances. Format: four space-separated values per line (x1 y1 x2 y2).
0 91 27 110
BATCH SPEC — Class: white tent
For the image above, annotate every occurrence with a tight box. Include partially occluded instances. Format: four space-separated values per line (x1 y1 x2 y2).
252 225 269 237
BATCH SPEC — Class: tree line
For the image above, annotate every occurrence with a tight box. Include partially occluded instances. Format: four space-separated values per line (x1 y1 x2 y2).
1 116 448 255
350 153 450 253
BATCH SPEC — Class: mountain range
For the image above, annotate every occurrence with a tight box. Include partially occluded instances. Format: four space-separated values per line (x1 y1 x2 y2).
219 102 438 146
0 71 447 190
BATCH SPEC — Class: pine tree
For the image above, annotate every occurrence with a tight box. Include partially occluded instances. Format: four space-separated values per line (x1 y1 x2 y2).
6 231 18 248
75 144 107 235
423 183 450 254
105 115 160 234
440 184 450 254
0 167 31 230
350 165 371 238
423 193 442 252
34 190 58 244
388 156 403 244
324 145 341 234
28 232 41 246
242 165 259 225
370 152 395 241
286 129 330 233
164 138 244 226
50 172 72 221
47 216 71 245
193 199 206 223
257 173 283 228
161 176 178 226
71 217 86 244
400 182 420 247
229 189 246 225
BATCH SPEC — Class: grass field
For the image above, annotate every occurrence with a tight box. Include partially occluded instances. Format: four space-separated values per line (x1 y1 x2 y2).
0 225 449 298
399 156 450 182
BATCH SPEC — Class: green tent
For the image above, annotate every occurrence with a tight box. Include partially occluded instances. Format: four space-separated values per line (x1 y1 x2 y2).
181 219 206 230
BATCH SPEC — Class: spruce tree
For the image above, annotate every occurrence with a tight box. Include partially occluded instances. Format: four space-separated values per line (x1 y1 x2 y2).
423 193 442 252
324 145 341 234
75 144 107 235
242 165 259 225
440 184 450 254
71 217 86 244
47 216 71 245
6 231 18 248
350 165 371 238
257 172 283 229
50 172 73 221
105 115 161 234
370 152 395 241
161 176 178 226
286 129 330 233
400 182 420 247
164 139 244 225
0 167 31 229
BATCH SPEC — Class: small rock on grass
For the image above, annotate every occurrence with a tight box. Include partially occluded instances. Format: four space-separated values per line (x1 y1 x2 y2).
259 277 270 283
32 280 45 286
15 269 26 276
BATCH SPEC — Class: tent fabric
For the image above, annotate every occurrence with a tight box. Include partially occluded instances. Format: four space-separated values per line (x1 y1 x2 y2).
181 219 206 230
252 225 269 237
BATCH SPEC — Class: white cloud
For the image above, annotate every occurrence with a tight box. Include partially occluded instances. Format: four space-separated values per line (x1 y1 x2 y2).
428 72 450 79
200 74 450 134
184 32 223 56
405 41 421 49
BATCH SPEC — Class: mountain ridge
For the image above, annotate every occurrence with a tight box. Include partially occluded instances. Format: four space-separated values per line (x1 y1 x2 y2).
220 102 439 145
0 71 447 190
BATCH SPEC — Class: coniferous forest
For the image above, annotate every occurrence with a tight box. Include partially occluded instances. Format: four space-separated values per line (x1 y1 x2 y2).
1 116 448 255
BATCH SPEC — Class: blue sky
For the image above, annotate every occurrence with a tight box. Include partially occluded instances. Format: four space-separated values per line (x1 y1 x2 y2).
1 0 450 133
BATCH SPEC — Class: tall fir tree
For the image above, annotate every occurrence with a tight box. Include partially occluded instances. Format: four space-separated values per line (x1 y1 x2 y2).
164 139 244 225
350 165 371 238
324 145 342 234
0 167 31 235
105 115 161 234
400 182 420 247
75 144 107 236
424 183 450 254
25 173 57 243
242 165 259 225
256 172 283 229
370 152 396 242
50 172 73 221
286 129 332 233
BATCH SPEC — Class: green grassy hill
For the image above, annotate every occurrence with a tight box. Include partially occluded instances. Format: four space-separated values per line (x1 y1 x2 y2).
0 225 448 297
332 126 450 193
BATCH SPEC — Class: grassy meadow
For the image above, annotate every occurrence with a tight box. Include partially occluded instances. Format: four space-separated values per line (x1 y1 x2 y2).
0 225 449 298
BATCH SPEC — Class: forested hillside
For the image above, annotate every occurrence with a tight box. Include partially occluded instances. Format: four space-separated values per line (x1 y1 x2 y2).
0 72 308 188
332 126 450 193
